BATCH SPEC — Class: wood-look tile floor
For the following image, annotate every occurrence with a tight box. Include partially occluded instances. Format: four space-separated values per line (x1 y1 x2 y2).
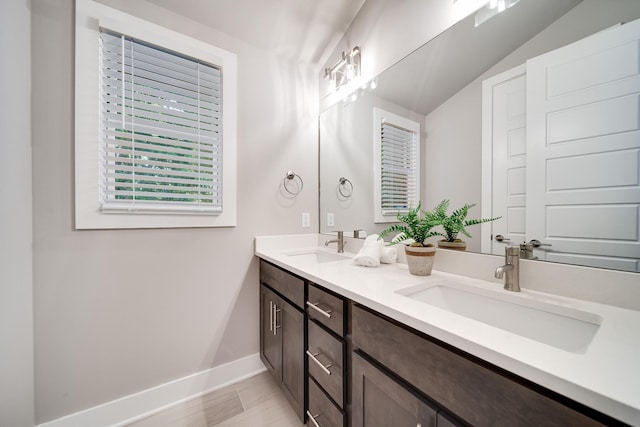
125 372 306 427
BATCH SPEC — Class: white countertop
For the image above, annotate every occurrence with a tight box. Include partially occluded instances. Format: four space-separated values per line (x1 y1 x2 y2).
255 234 640 426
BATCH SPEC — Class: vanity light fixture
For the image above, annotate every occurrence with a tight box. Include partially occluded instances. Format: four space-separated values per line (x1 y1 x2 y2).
324 46 361 91
342 77 378 105
475 0 520 27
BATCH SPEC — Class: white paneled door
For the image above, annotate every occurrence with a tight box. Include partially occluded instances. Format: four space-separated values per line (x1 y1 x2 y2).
482 65 526 255
526 20 640 271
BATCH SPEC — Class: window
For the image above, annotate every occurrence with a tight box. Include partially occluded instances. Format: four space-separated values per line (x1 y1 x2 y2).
75 0 237 229
373 108 420 223
100 31 222 214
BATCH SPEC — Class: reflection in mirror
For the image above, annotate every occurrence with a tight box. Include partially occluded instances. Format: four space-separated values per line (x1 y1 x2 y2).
319 0 640 272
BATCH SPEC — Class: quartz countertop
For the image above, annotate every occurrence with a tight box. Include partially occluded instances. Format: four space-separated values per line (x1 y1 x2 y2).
255 234 640 426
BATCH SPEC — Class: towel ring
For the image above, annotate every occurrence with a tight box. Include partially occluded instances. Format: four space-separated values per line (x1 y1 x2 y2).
338 177 353 198
283 170 304 195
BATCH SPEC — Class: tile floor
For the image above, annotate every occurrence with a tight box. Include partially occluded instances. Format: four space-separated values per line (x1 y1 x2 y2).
125 372 305 426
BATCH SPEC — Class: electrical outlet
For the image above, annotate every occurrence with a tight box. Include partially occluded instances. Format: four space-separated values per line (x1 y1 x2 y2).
327 212 335 227
302 212 310 228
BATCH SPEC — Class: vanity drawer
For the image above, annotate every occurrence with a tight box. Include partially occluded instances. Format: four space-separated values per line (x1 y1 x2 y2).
307 283 345 336
260 260 304 309
308 376 345 427
308 320 344 407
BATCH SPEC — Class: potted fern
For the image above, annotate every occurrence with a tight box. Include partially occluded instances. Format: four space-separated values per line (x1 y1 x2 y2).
379 202 442 276
432 199 500 251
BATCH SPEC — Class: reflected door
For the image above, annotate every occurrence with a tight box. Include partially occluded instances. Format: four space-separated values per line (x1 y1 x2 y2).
482 65 527 255
526 20 640 271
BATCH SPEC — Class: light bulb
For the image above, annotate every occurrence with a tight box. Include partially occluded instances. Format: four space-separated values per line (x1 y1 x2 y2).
345 64 355 81
488 0 498 9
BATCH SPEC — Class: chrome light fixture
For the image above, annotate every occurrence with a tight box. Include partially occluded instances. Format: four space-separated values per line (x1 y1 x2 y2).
324 46 361 90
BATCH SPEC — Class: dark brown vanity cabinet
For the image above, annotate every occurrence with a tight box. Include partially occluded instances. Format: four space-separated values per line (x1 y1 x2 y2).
258 261 623 427
259 261 305 422
351 304 614 427
307 283 347 427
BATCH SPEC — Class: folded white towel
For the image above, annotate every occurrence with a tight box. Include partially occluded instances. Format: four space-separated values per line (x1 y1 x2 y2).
353 234 383 267
380 246 398 264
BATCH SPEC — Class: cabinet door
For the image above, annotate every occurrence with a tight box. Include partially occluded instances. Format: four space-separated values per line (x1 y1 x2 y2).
281 296 305 421
352 352 437 427
260 285 282 379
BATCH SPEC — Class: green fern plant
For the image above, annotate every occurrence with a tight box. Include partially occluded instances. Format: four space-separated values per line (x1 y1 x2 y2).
432 199 500 242
379 202 443 247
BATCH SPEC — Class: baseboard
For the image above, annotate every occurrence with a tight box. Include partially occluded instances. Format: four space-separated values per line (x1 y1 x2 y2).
37 353 266 427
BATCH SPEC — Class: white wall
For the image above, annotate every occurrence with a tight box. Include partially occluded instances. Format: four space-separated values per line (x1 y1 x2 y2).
31 0 318 422
423 0 640 252
0 1 35 426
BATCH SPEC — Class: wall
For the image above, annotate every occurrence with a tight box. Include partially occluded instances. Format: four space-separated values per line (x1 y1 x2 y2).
0 1 35 426
423 0 640 250
31 0 318 422
319 93 425 237
320 0 488 108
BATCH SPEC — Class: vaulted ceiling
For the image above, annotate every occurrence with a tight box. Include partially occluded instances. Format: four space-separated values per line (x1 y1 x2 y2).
145 0 365 64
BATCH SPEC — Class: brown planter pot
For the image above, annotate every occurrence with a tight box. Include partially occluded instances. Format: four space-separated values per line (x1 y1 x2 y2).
437 240 467 251
404 245 436 276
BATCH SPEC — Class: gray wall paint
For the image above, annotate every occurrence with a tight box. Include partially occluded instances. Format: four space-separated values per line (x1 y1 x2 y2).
32 0 318 422
0 1 35 426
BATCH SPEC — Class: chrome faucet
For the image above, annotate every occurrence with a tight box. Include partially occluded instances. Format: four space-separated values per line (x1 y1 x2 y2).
325 231 346 253
495 246 520 292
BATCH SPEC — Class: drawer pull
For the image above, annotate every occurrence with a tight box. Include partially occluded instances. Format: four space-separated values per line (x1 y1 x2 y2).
269 301 273 332
272 303 281 336
307 301 332 318
306 350 333 376
306 411 322 427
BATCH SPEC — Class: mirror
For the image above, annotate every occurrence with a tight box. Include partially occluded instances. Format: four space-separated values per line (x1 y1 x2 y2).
319 0 640 272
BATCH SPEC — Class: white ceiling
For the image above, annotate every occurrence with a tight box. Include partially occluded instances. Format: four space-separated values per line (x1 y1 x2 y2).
145 0 365 64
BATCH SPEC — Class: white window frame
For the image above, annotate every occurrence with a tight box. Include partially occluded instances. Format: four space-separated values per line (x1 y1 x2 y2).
373 107 420 223
75 0 237 229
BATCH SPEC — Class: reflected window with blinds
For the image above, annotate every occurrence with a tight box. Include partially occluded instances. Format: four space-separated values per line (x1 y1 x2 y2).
99 30 222 214
373 107 420 223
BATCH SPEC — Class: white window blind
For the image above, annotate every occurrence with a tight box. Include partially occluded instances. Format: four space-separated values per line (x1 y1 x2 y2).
99 30 222 213
380 120 419 216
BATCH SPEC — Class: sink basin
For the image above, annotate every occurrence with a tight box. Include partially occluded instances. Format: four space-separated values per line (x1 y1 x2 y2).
397 280 601 353
284 249 351 263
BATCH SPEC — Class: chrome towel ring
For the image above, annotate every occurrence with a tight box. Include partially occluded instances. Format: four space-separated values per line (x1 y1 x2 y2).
338 177 353 198
283 170 304 195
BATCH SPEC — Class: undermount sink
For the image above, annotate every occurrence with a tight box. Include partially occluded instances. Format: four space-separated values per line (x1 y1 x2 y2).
396 280 602 353
284 249 351 263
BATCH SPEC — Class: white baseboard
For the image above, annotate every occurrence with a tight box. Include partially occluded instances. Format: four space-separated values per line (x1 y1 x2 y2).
37 353 266 427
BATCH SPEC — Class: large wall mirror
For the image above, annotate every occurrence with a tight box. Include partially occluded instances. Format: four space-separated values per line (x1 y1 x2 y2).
320 0 640 272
